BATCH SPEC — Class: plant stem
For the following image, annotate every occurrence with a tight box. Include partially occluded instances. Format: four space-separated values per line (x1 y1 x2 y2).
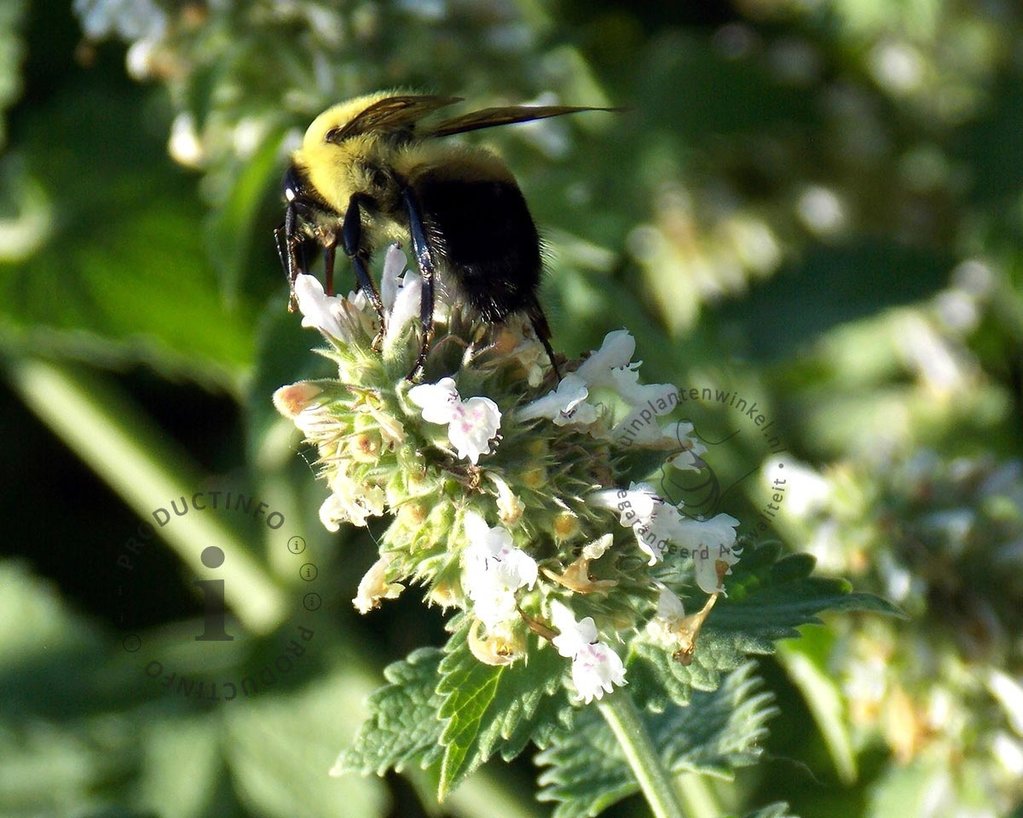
6 358 289 633
598 690 688 818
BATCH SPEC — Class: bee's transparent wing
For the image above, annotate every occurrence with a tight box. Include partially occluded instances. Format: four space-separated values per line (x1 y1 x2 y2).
426 105 621 138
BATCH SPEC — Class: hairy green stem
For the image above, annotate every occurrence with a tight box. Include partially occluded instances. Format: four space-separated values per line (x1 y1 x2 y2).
598 690 687 818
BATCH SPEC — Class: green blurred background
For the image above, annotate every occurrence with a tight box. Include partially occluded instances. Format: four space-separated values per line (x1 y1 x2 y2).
1 1 1021 816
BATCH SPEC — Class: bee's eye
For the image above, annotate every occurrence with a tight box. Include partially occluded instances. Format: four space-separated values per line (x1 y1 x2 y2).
325 126 343 143
282 165 305 200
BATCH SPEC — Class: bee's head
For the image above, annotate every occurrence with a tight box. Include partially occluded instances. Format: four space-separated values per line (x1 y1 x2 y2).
290 92 460 212
289 93 400 212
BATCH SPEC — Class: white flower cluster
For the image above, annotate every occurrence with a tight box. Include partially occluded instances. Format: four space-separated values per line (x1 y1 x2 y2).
281 280 744 704
73 0 169 80
75 0 167 42
516 330 662 427
517 330 706 469
294 244 416 348
462 512 538 628
590 483 740 592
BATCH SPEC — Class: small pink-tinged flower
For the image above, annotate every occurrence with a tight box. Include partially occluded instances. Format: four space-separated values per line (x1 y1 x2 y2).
409 378 502 464
462 512 537 629
550 601 627 704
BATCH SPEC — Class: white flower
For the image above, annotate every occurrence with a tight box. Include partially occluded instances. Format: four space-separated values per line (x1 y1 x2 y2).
517 374 599 427
519 331 681 436
645 581 686 643
379 244 406 310
569 642 628 704
667 514 742 594
581 533 614 561
319 477 386 530
448 398 502 464
353 556 404 614
409 378 501 465
463 512 538 591
654 581 686 619
550 601 626 703
589 482 660 528
590 483 682 564
663 421 708 472
610 382 684 446
608 366 679 408
462 512 537 629
550 600 598 656
489 473 525 526
384 272 422 351
591 485 741 576
574 330 636 387
631 503 690 565
294 273 349 341
409 377 461 423
379 246 425 353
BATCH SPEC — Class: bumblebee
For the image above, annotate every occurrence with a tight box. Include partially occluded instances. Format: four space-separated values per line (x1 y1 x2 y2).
275 92 616 378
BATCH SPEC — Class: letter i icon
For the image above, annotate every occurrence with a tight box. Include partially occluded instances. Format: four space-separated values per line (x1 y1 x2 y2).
195 546 234 641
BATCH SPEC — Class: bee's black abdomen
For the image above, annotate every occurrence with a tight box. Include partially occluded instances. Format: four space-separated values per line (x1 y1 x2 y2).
415 176 542 322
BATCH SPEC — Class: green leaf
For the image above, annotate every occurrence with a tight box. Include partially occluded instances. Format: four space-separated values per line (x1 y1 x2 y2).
333 648 446 777
437 647 503 798
535 663 775 818
0 1 26 149
436 624 569 798
633 543 901 710
337 629 569 801
776 635 857 784
224 669 387 818
0 83 254 384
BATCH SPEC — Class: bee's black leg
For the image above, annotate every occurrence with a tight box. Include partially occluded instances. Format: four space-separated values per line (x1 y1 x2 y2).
342 194 385 320
323 242 336 297
276 201 300 311
526 302 562 380
401 186 436 380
